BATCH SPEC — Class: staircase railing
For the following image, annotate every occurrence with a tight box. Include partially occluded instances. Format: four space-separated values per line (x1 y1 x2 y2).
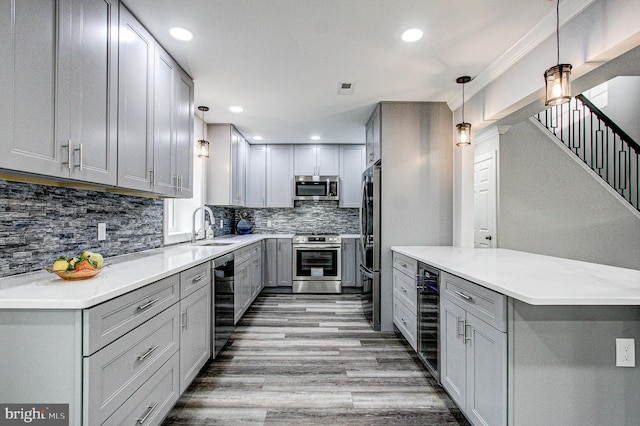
534 94 640 212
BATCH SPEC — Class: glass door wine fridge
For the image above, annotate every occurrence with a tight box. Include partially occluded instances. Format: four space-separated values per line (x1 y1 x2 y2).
417 262 440 381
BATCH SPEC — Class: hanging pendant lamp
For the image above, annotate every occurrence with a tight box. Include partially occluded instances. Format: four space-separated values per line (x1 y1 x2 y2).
544 0 572 106
456 76 472 147
197 106 210 158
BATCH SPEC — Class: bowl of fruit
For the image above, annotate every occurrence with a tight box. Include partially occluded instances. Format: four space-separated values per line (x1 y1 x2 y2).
47 251 107 281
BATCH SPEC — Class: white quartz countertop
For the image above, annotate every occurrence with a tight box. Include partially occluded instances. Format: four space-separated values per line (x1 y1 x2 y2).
0 234 291 310
391 246 640 305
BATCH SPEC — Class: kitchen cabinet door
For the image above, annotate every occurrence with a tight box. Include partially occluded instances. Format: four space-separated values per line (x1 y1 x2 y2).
266 145 294 207
341 238 356 287
365 104 381 167
264 239 278 287
441 297 467 410
117 5 155 192
276 239 293 287
153 45 177 196
0 0 118 184
316 145 340 175
466 312 507 426
234 261 247 324
179 284 211 394
174 67 194 198
294 145 316 175
246 145 267 207
339 145 365 208
231 131 247 206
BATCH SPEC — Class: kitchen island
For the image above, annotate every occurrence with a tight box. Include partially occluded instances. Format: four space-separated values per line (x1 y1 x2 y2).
391 246 640 426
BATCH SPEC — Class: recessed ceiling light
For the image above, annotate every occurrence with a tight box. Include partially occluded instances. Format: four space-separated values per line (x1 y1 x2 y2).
310 136 321 141
253 136 263 141
229 106 243 113
401 28 423 43
169 27 193 41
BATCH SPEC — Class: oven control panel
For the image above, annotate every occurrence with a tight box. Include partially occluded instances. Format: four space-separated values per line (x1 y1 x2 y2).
293 234 342 244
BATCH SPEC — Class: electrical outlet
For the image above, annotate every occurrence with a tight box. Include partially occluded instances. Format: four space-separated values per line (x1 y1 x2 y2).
267 220 272 228
616 338 635 367
219 219 223 229
97 223 107 241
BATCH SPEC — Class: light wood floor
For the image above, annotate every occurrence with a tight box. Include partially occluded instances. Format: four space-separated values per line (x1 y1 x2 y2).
163 294 468 425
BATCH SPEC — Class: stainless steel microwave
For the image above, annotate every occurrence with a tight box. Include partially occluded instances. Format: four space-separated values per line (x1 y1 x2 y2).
294 176 339 201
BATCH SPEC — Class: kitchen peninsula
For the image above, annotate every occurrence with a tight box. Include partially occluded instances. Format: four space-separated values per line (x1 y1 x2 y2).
392 246 640 426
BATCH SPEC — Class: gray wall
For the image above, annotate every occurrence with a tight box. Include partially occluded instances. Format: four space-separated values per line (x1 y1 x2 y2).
498 120 640 270
0 179 164 278
380 102 453 331
598 76 640 144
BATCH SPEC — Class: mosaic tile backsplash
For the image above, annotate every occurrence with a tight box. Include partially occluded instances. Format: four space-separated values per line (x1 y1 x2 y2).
234 201 359 235
0 179 164 278
0 179 359 278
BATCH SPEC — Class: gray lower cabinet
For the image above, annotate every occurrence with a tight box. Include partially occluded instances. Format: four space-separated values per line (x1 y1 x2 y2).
277 239 293 286
0 0 118 185
0 261 213 426
392 253 418 350
342 238 357 287
234 243 262 323
440 272 507 426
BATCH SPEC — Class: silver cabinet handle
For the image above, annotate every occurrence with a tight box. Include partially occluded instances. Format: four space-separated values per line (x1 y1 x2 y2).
400 317 407 324
182 310 188 329
464 322 472 343
137 298 159 312
454 290 472 301
456 316 465 338
191 274 206 284
137 345 159 361
74 143 83 170
137 402 158 424
400 262 407 268
63 140 72 169
400 286 407 293
149 168 156 187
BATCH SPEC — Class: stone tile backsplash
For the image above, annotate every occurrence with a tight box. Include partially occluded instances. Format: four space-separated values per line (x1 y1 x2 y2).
0 179 164 278
0 180 359 278
235 201 359 234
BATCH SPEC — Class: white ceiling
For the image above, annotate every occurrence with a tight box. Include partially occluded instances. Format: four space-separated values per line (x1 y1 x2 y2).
123 0 558 144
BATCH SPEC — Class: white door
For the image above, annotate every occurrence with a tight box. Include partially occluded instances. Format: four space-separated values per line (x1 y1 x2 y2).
474 152 497 248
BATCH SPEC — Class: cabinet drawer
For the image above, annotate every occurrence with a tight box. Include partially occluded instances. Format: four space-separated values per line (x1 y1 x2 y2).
442 271 506 332
393 298 417 351
83 303 180 425
393 268 417 313
180 262 211 298
83 274 180 355
102 352 180 426
393 252 417 278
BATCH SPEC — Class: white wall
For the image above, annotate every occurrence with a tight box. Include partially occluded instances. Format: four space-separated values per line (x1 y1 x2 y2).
598 76 640 143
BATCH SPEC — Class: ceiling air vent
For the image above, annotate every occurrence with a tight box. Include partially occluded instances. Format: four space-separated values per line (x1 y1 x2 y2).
337 82 355 95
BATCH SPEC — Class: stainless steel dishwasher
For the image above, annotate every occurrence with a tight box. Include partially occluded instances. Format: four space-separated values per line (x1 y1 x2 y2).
213 253 234 357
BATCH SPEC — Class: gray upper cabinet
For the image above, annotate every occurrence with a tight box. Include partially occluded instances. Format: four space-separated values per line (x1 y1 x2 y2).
365 104 381 167
294 145 340 176
207 124 246 206
0 0 118 185
118 5 193 197
339 145 365 208
266 145 294 207
246 144 267 207
117 4 154 192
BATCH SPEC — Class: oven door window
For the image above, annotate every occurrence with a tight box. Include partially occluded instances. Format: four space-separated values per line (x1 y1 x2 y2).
295 248 339 278
296 182 327 197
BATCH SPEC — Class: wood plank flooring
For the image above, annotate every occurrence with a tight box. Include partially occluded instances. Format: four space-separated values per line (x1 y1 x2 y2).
163 294 469 425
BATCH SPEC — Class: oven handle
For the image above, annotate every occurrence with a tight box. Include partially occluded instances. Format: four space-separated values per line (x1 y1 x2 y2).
293 244 342 249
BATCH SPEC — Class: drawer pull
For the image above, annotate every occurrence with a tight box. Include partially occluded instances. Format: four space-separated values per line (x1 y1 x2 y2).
400 262 407 267
137 345 159 362
400 286 407 293
182 311 188 329
137 401 158 424
137 298 159 312
401 317 407 324
454 290 472 301
191 274 206 284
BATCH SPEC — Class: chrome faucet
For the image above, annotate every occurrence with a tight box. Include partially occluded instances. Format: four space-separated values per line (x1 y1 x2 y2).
192 206 215 243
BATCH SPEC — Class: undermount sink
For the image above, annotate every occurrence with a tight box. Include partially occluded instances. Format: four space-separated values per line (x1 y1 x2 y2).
193 241 234 247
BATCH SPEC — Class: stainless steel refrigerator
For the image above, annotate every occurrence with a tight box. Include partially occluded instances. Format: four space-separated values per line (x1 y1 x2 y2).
359 161 381 330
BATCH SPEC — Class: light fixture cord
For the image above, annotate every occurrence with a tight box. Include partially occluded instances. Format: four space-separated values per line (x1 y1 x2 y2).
462 82 465 122
556 0 560 65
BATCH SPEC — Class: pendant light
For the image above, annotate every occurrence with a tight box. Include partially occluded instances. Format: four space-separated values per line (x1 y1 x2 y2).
544 0 572 106
197 106 210 158
456 76 472 147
